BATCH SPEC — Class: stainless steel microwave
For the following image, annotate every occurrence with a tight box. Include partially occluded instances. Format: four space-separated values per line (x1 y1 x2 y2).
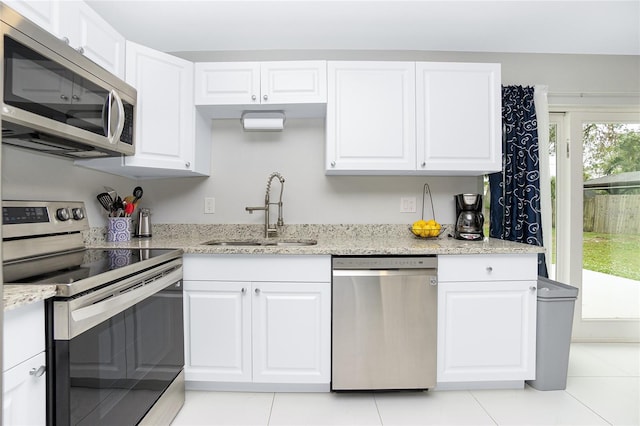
0 4 136 159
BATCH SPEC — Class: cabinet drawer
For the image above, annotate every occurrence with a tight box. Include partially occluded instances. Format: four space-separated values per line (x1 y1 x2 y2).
438 254 537 282
3 302 45 372
184 254 331 282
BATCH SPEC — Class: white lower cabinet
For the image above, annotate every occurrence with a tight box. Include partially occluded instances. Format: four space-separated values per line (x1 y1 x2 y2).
3 301 46 426
184 281 251 382
3 352 47 426
437 254 537 388
183 255 331 391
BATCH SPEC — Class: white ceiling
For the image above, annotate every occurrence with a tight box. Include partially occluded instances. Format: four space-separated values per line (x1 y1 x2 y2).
86 0 640 56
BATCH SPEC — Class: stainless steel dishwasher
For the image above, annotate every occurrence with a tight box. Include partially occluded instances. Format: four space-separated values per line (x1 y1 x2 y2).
332 256 437 391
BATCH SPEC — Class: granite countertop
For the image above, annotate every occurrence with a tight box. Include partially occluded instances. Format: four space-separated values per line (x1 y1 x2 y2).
4 223 544 311
87 223 546 256
3 285 57 312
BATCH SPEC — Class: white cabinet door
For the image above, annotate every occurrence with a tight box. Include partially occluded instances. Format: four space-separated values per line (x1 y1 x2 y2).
437 280 537 383
261 61 327 104
3 302 45 372
326 61 416 173
416 62 501 174
58 0 125 78
3 302 46 426
3 0 59 35
3 352 47 426
252 282 331 384
184 281 252 382
194 62 260 105
194 61 326 106
124 41 195 172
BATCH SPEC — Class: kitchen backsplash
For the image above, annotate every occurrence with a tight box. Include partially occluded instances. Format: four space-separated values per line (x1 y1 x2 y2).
3 120 482 226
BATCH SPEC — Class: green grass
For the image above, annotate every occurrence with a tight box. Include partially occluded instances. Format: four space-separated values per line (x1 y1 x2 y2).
489 226 640 281
583 232 640 281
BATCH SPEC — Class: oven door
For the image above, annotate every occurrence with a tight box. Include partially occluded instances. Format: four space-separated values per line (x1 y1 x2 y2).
47 260 184 426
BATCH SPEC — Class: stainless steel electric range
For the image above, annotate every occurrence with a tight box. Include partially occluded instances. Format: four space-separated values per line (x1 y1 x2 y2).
2 200 185 426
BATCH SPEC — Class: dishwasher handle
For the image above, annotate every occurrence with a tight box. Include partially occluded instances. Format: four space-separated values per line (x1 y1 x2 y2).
333 269 437 278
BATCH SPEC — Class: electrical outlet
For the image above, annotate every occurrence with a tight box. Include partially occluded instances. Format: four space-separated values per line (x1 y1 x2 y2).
400 197 417 213
204 197 215 214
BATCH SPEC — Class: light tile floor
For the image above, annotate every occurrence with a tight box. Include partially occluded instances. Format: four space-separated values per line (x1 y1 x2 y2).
172 343 640 426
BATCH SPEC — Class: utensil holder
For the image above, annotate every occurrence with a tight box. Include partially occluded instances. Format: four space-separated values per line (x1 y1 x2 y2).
107 217 132 242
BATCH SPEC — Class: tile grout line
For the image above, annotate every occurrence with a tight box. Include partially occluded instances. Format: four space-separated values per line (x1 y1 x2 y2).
468 390 499 425
266 392 276 425
372 393 384 425
562 387 614 425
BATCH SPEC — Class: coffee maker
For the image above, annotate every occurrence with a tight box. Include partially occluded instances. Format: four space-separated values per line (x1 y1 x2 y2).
454 194 484 240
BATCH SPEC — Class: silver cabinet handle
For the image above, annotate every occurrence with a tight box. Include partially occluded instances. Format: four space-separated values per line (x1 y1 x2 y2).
185 162 191 168
421 162 426 167
29 365 46 377
76 46 85 54
530 286 537 291
251 95 257 101
61 36 70 45
263 94 268 101
72 95 80 101
241 287 246 294
255 288 261 294
331 161 336 167
60 94 69 101
486 266 493 272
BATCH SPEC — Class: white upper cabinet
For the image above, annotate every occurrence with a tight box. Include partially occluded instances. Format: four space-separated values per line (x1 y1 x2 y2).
58 1 125 79
326 61 501 176
326 61 417 173
3 0 60 35
123 41 195 172
416 62 501 174
77 42 211 178
195 62 260 105
4 0 124 78
194 61 327 118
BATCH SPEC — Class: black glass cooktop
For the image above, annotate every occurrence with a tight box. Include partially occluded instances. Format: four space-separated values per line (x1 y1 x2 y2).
3 248 182 296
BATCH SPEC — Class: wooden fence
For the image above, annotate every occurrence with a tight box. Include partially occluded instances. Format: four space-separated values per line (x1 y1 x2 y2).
584 194 640 234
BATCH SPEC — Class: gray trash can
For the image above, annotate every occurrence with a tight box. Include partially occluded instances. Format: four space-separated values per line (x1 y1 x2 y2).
526 277 579 391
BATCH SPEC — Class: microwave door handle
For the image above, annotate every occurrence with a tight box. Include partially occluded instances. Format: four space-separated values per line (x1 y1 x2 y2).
102 91 112 139
110 90 126 143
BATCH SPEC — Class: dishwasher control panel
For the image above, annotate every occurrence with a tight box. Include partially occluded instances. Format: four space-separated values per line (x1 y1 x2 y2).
332 256 437 270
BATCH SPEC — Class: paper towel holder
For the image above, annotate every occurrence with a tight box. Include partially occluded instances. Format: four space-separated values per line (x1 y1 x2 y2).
241 111 286 131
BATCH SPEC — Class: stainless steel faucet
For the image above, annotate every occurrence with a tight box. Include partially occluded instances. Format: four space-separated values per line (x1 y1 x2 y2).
245 172 285 237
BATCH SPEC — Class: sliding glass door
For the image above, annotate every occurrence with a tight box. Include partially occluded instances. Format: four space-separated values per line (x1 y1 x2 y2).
553 111 640 341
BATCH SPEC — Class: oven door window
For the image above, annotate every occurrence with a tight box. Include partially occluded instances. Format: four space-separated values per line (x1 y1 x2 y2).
52 282 184 426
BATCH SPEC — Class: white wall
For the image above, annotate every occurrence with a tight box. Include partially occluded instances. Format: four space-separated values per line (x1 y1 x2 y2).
2 50 638 226
1 146 136 228
139 118 480 225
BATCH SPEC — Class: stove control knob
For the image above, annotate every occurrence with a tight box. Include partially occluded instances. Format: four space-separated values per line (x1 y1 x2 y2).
56 208 70 221
72 208 85 220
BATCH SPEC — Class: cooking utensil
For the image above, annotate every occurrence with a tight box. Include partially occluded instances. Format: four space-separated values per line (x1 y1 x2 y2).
97 192 114 213
124 202 135 217
104 186 117 201
110 196 125 217
132 186 143 203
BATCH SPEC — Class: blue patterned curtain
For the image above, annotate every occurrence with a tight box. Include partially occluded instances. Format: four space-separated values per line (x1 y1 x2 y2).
489 85 548 277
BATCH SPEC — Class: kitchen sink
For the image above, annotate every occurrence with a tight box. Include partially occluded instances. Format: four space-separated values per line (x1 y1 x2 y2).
204 239 317 247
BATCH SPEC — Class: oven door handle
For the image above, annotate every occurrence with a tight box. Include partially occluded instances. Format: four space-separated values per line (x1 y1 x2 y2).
55 266 182 340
